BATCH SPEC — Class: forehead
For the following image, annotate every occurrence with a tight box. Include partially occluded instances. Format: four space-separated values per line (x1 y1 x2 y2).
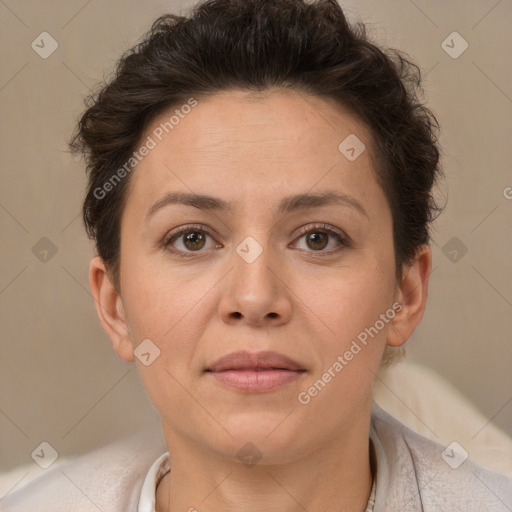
125 88 383 215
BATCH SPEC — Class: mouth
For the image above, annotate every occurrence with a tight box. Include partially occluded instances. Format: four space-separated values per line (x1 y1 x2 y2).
205 350 307 392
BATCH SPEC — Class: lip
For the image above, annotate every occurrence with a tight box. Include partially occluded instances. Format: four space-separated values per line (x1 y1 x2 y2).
206 350 305 372
205 350 307 392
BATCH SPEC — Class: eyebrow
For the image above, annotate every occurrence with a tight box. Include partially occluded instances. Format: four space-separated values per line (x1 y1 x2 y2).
145 191 368 221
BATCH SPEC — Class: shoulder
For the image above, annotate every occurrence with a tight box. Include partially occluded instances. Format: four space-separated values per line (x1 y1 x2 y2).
1 426 166 512
371 403 512 511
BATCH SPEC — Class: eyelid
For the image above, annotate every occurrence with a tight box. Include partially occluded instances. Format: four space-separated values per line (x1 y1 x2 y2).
163 224 213 244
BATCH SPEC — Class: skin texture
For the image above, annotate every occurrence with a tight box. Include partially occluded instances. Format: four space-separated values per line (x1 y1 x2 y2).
89 88 431 512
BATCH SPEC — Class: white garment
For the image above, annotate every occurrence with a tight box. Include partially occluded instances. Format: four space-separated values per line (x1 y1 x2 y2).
138 453 170 512
2 404 512 511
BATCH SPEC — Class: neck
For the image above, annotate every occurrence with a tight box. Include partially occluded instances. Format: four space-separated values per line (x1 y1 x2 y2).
156 413 374 512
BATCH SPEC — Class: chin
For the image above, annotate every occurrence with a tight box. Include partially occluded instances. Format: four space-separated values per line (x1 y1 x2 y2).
213 411 307 460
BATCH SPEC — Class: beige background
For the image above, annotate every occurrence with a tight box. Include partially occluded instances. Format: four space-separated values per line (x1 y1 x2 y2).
1 0 511 474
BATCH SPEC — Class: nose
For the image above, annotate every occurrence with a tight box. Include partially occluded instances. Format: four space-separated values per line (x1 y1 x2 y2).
217 240 293 328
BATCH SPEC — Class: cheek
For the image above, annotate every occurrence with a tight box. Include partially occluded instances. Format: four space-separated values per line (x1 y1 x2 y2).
297 262 396 396
122 281 205 368
296 278 394 415
120 247 206 338
302 264 395 338
119 256 219 397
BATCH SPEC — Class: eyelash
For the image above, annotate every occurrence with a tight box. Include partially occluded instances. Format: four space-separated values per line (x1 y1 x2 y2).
162 223 350 258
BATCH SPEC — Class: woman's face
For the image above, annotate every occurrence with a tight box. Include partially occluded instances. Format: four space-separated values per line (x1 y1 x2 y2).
95 88 425 463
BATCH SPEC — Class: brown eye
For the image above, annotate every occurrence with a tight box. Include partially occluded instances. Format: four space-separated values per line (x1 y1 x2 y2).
306 232 329 250
163 225 219 257
182 230 206 251
293 224 349 253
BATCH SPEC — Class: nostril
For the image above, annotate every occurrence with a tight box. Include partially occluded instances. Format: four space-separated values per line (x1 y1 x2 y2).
232 312 242 319
267 312 278 318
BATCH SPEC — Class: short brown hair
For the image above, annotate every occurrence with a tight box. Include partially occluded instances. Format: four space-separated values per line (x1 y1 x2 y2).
70 0 443 348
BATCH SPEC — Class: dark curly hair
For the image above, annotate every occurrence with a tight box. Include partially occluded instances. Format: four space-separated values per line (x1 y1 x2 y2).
70 0 443 296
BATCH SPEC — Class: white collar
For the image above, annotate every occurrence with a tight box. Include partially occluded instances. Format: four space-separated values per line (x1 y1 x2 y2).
138 452 170 512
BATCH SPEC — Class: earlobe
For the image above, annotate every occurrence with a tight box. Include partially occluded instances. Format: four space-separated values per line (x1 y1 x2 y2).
89 256 135 362
386 245 432 348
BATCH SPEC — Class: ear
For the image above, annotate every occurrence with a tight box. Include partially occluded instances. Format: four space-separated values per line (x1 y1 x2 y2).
386 245 432 348
89 256 135 362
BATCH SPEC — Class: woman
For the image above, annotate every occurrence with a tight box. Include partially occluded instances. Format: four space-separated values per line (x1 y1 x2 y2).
4 0 512 510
